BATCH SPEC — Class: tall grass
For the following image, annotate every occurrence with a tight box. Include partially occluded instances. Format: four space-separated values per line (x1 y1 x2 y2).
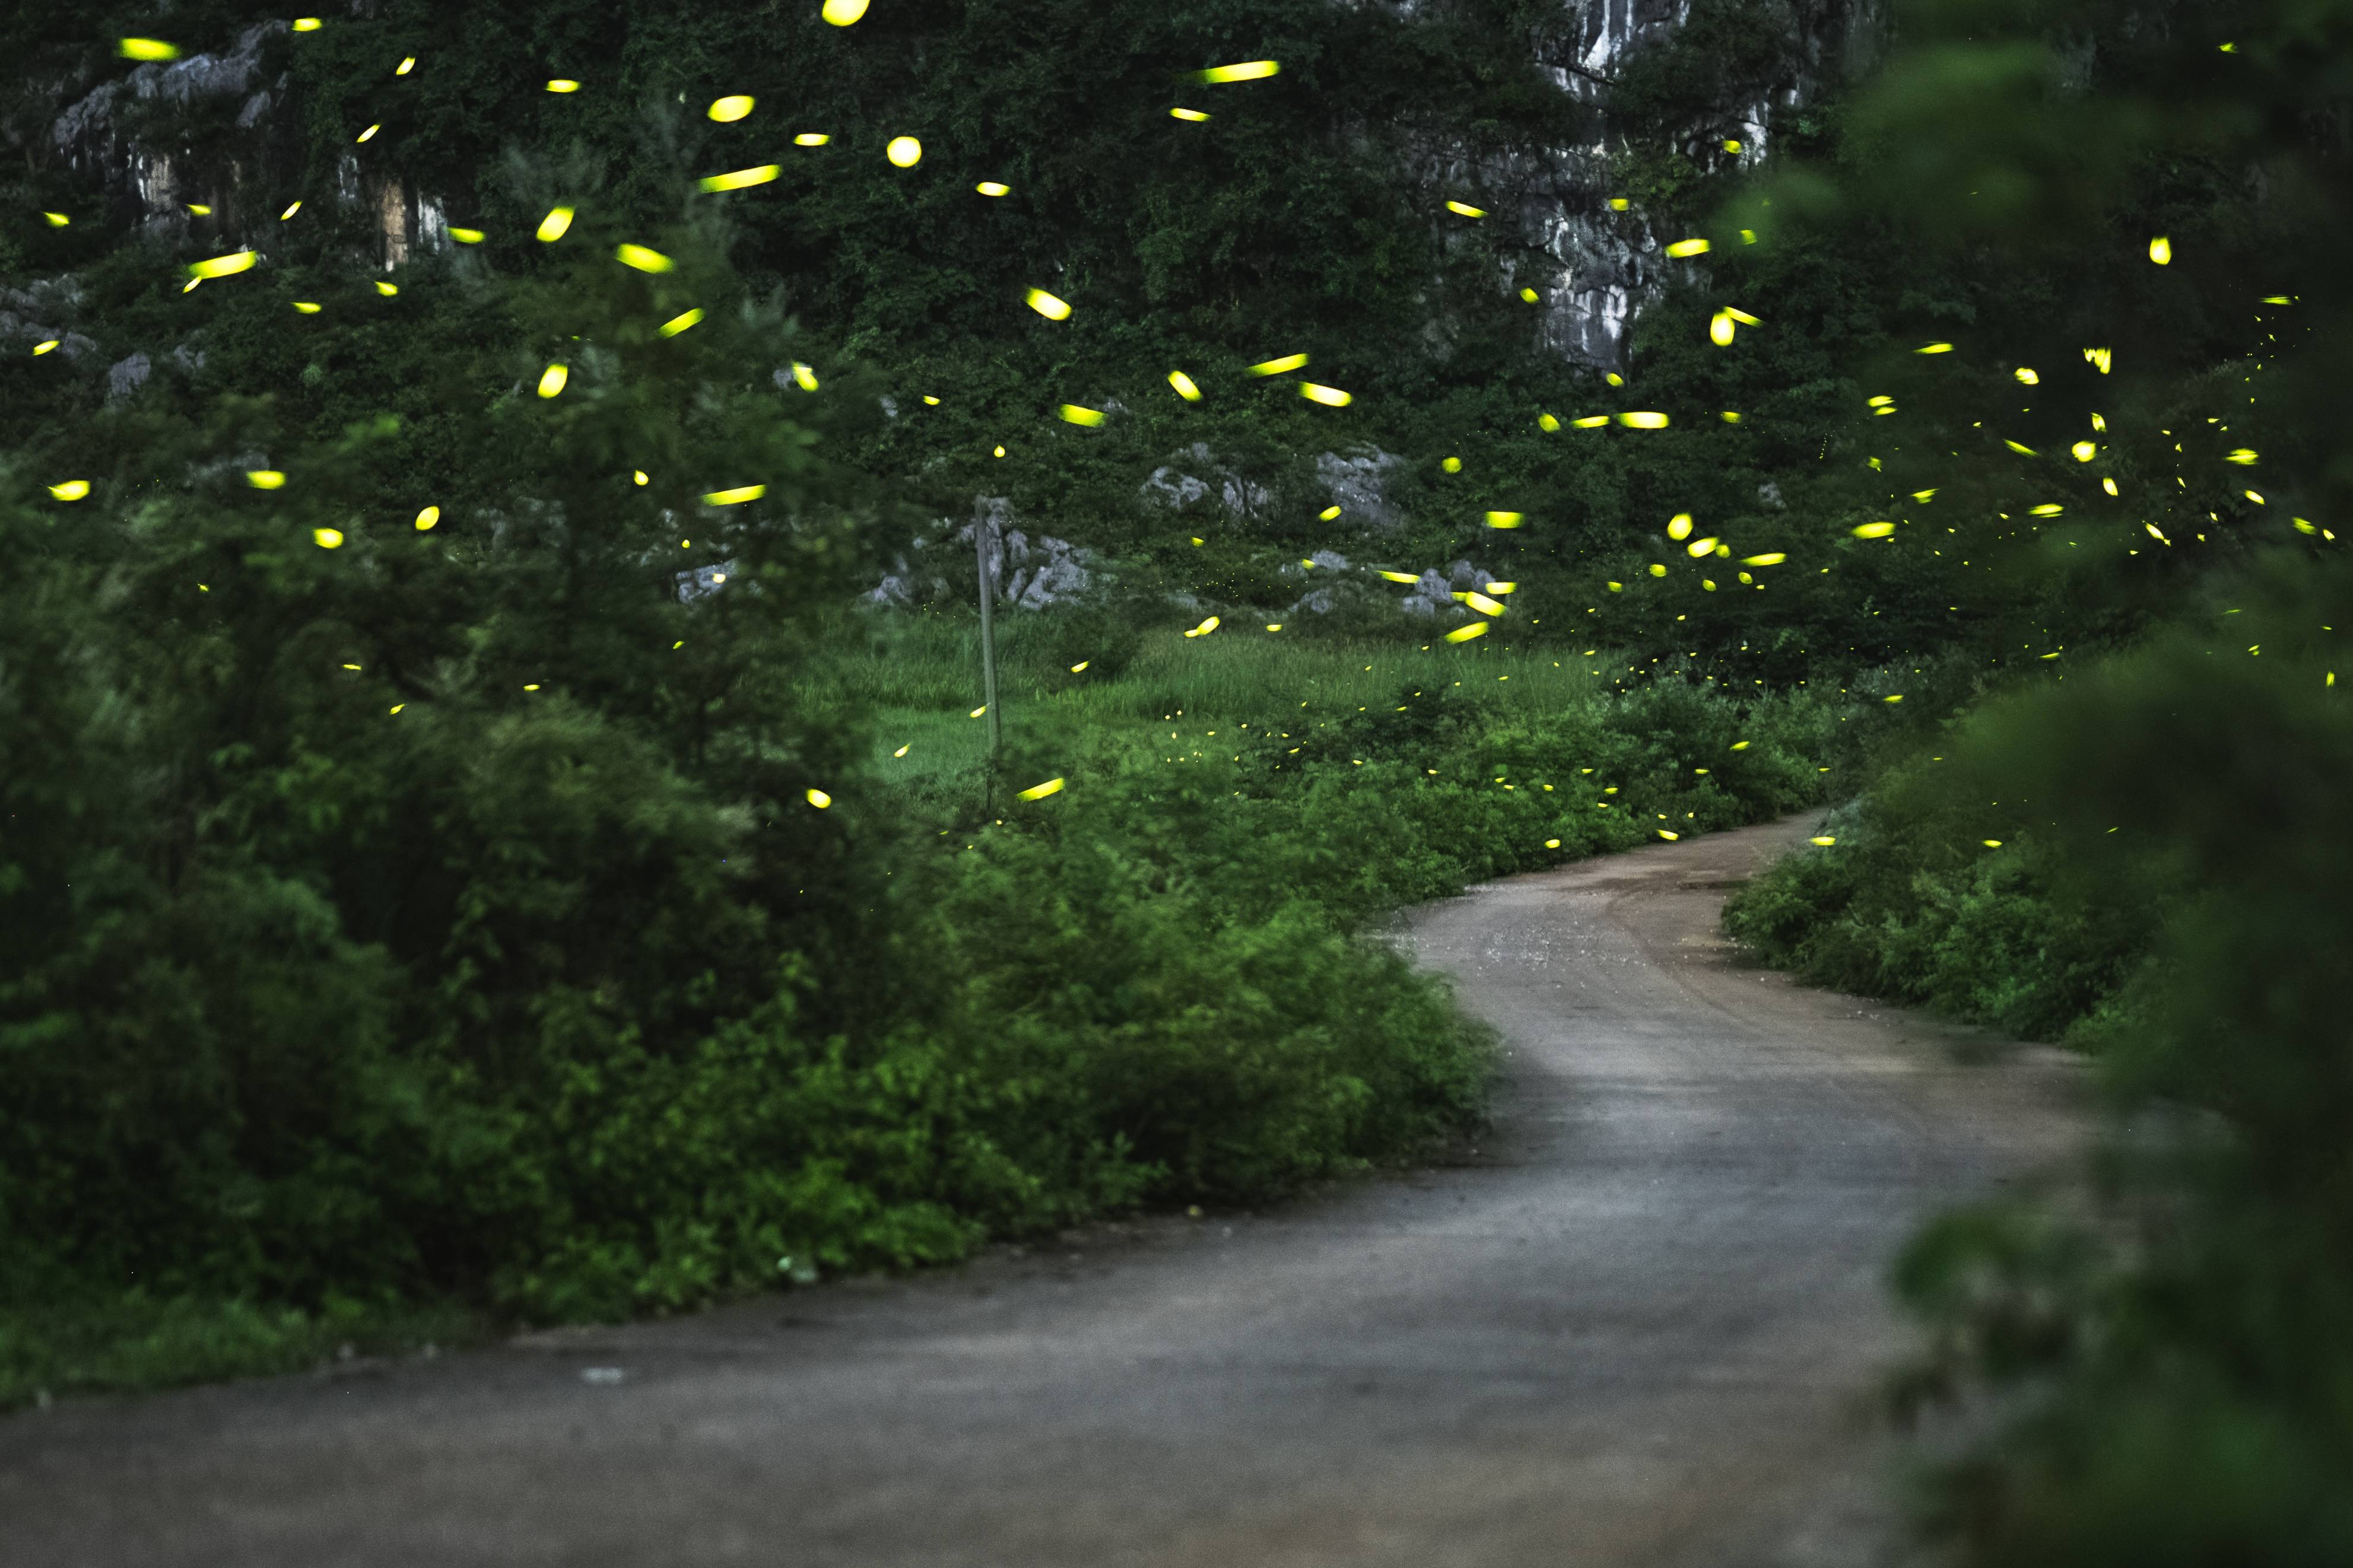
807 608 1733 799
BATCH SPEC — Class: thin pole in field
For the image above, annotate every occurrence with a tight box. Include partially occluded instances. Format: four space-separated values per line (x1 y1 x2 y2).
976 514 1003 797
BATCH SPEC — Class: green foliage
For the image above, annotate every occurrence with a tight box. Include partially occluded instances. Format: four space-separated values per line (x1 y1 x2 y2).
4 0 2136 710
1722 783 2173 1045
1730 556 2353 1562
0 1293 487 1411
27 0 2311 1452
907 785 1495 1203
1715 1 2353 1556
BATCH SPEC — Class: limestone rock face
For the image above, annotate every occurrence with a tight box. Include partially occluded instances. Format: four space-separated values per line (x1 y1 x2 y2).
1 279 95 360
2 324 96 360
1314 449 1408 530
1411 0 1875 370
1275 551 1351 618
46 18 446 269
1139 469 1209 510
50 23 280 223
869 498 1097 610
1141 444 1270 520
675 560 739 605
864 565 919 609
105 352 151 401
26 3 1873 383
1399 559 1501 618
1005 536 1094 610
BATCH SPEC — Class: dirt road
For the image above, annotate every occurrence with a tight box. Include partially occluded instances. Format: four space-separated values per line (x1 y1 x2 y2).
0 816 2088 1567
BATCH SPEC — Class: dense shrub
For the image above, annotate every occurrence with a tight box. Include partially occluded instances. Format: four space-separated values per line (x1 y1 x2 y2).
1722 777 2171 1047
1833 554 2353 1566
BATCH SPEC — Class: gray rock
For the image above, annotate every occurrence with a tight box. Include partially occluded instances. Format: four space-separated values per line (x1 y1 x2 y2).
185 449 274 489
1140 443 1269 519
1141 468 1210 509
1403 569 1460 618
170 342 206 376
1314 448 1408 530
1216 475 1269 517
1757 481 1786 510
1401 1 1869 368
49 82 122 165
675 559 739 605
879 395 899 419
865 565 918 608
106 352 151 401
128 28 271 109
53 22 278 201
1392 559 1497 618
1012 543 1091 610
131 151 177 221
911 497 1097 610
236 90 272 130
414 194 449 252
0 277 85 318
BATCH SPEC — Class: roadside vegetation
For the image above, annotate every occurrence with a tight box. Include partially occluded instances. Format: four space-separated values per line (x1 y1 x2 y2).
5 0 1891 1408
1 507 1840 1408
1707 2 2353 1560
13 5 2352 1559
0 205 1846 1406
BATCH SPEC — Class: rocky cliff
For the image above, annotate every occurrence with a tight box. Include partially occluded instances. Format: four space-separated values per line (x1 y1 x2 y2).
18 1 1876 371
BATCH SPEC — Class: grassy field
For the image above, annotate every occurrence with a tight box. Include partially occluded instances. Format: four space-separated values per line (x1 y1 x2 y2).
808 608 1719 805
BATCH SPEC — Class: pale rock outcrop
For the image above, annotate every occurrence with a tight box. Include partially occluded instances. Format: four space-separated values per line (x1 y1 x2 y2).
868 498 1097 610
1141 443 1270 519
51 23 279 218
105 352 151 400
1314 449 1408 530
1412 0 1876 368
1399 559 1501 618
675 559 739 605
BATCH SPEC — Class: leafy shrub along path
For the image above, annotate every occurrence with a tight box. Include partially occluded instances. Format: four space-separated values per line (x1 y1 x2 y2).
2 599 1836 1408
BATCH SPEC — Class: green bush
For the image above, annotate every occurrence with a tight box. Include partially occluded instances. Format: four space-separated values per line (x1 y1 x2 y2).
908 771 1498 1203
1730 555 2353 1567
1723 756 2174 1045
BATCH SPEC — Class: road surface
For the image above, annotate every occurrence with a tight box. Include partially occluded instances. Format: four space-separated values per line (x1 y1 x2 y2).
0 816 2089 1567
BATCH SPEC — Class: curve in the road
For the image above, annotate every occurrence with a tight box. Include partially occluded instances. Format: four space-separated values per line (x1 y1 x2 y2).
0 816 2089 1568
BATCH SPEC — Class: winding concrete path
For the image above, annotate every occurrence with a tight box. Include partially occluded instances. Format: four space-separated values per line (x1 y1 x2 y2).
0 816 2089 1567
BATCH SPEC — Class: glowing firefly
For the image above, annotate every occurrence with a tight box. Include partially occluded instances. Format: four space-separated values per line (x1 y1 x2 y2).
700 166 780 192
